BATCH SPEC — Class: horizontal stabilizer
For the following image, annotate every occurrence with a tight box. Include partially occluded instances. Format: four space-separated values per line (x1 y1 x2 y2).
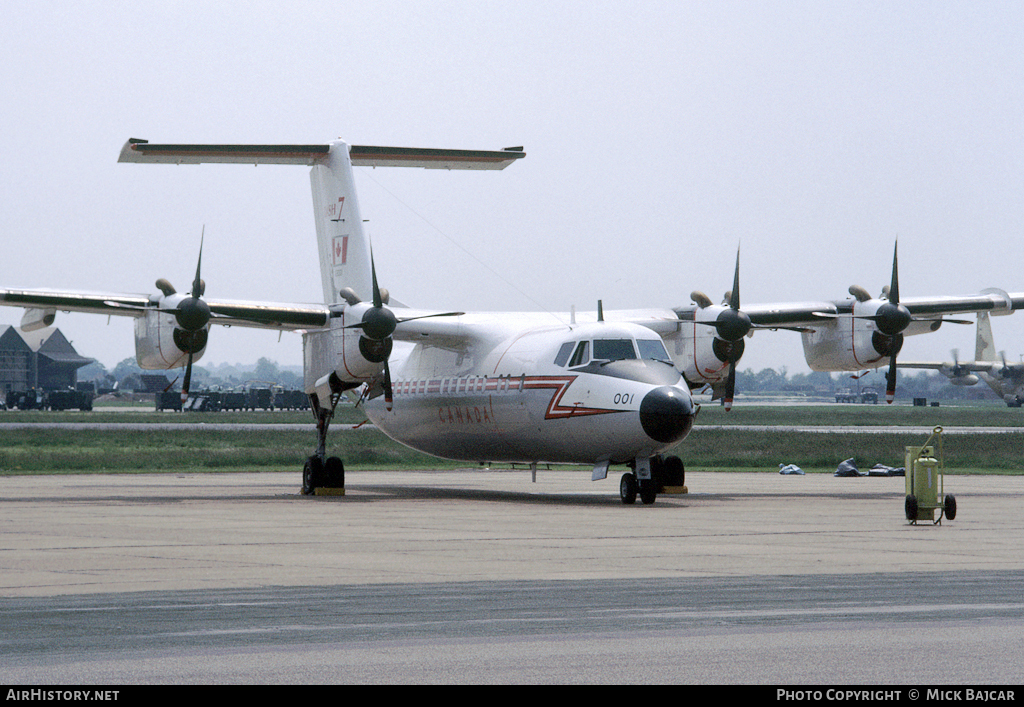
349 145 525 170
119 139 525 170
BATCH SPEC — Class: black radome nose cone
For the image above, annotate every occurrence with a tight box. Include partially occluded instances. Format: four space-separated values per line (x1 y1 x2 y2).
639 387 695 444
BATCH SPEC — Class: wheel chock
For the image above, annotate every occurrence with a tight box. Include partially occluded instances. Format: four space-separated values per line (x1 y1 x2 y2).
314 487 345 496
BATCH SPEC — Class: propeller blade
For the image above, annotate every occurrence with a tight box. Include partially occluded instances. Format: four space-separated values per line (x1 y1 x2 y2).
163 375 179 393
724 363 736 412
191 231 205 300
396 311 465 325
729 246 741 311
370 247 383 310
886 351 898 404
889 241 900 305
163 234 212 332
873 241 912 337
343 310 464 332
383 359 393 411
181 352 194 405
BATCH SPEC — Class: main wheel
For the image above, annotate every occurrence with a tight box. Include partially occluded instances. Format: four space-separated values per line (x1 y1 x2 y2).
619 473 638 505
662 455 685 487
302 456 324 495
324 456 345 488
944 494 957 521
639 479 657 505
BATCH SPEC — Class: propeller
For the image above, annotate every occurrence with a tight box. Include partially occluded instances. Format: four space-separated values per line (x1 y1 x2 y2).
358 257 397 409
843 242 972 402
692 248 750 411
343 251 463 411
875 243 910 403
951 349 965 377
162 236 212 405
998 351 1012 379
718 250 749 411
840 244 909 402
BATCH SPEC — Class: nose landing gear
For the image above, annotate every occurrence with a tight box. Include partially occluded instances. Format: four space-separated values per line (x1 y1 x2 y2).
619 455 686 505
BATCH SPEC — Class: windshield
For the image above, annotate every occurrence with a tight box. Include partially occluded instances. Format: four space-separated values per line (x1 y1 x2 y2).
592 339 637 362
637 338 672 363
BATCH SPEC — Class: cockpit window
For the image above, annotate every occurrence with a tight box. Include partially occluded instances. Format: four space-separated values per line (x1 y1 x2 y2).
592 339 637 362
637 338 672 363
554 341 574 367
568 341 590 367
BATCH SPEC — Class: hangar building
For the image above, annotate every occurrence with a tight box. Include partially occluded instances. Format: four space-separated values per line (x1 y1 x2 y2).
0 326 94 393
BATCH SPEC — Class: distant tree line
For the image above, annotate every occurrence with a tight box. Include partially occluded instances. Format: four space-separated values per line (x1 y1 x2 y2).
77 357 303 392
76 357 986 401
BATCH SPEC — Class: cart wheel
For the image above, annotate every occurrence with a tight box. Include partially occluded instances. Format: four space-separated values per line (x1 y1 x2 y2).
944 494 957 521
905 494 918 522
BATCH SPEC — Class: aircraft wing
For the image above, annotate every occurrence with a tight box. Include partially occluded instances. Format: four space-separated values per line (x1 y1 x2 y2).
896 361 959 371
899 360 1024 374
895 360 997 374
0 289 151 318
389 309 510 353
0 288 329 331
735 291 1024 330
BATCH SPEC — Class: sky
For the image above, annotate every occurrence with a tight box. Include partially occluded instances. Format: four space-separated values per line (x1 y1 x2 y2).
2 1 1023 377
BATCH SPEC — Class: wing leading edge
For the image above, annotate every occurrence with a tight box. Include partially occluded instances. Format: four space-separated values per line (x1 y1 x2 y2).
0 288 330 331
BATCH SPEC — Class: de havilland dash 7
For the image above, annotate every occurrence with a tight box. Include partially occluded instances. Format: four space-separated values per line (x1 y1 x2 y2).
2 138 1023 504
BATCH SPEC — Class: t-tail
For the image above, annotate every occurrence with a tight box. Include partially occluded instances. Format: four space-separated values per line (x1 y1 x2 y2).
119 139 525 306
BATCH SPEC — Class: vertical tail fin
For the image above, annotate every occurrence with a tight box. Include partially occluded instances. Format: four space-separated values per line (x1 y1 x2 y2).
120 139 524 307
309 145 373 305
975 312 996 362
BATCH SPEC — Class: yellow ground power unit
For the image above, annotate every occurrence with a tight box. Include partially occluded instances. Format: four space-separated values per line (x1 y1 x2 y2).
904 426 957 525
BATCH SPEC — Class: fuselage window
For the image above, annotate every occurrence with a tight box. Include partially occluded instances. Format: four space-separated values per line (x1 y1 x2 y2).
554 341 575 367
593 339 636 362
568 341 590 367
637 338 672 363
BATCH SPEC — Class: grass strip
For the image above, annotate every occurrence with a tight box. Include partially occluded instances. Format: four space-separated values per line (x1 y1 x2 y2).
1 426 1021 474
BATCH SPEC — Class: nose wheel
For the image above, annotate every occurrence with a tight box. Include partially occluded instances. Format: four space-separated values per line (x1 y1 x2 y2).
619 473 638 504
619 472 658 505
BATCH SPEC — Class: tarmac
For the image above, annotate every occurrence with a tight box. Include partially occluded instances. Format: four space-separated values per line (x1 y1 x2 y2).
1 469 1022 684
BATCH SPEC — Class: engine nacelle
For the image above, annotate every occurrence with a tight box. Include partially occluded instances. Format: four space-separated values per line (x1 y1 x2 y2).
665 310 743 389
20 307 56 332
947 373 980 386
303 303 386 399
134 309 209 370
801 303 938 372
802 315 885 372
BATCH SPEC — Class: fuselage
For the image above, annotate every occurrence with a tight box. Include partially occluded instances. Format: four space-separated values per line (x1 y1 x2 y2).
359 318 696 465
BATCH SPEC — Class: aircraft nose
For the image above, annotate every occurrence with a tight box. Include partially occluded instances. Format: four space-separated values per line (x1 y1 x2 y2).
639 386 695 444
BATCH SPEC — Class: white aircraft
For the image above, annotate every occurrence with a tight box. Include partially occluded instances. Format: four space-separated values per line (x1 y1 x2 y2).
900 312 1024 407
2 138 1023 504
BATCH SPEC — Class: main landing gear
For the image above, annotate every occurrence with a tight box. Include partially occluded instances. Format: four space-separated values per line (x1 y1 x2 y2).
301 391 347 496
619 454 686 505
